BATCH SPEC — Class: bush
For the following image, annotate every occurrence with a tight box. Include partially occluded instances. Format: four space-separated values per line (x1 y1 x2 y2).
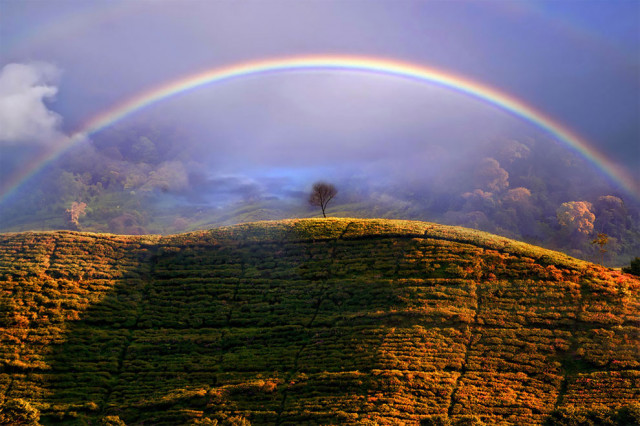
0 398 40 425
223 416 251 426
191 418 219 425
100 416 127 426
421 415 451 426
622 257 640 276
544 405 640 426
455 415 485 426
614 403 640 425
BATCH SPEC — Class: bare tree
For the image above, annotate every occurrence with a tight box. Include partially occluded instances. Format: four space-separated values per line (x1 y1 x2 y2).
309 182 337 218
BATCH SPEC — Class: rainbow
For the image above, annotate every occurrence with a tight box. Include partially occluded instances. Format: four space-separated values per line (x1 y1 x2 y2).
2 55 637 202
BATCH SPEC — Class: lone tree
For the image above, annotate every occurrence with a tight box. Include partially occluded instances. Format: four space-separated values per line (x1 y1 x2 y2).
309 182 337 218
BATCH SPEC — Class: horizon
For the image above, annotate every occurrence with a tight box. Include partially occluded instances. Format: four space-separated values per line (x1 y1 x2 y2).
1 0 639 266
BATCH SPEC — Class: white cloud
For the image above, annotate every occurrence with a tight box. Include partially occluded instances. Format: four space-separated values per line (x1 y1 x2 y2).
0 62 63 144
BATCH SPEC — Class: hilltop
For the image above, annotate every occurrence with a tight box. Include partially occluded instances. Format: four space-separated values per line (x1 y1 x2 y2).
0 218 638 425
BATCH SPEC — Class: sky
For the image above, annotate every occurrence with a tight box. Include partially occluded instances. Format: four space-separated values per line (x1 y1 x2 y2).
0 0 639 208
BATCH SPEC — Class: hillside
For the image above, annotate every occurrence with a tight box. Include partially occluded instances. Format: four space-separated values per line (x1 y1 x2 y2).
0 218 638 425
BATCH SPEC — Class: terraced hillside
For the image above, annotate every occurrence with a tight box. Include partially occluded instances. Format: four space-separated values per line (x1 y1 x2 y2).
0 219 638 425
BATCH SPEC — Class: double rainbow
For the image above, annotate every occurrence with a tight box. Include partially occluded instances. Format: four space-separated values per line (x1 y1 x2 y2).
2 55 637 202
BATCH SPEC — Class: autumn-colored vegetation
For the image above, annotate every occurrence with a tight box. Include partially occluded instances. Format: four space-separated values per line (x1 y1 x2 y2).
0 218 638 425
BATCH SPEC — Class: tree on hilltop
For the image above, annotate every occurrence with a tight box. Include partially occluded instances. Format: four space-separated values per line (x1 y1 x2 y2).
309 182 337 218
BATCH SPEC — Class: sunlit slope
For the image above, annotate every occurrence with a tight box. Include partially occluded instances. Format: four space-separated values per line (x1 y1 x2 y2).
0 218 638 425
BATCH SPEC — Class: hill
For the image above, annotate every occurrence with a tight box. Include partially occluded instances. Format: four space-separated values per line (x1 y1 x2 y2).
0 218 638 425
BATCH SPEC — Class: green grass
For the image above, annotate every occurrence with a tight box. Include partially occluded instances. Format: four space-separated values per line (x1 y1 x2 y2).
0 218 638 425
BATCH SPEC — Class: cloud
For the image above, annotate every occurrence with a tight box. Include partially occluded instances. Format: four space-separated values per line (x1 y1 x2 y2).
0 62 63 144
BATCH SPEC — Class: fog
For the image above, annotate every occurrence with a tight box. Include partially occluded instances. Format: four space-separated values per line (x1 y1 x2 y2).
1 1 638 265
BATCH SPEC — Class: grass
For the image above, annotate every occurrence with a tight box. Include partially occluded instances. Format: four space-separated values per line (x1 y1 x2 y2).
0 218 638 425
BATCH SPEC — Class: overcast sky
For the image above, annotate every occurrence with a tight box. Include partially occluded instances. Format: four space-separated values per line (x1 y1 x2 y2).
1 0 638 201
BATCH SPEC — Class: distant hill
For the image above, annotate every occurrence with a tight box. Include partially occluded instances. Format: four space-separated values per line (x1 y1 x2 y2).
0 218 638 425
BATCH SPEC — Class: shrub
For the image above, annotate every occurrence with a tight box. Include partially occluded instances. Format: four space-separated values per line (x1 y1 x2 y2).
543 405 640 426
421 415 451 426
455 416 485 426
191 418 219 425
100 416 126 426
622 257 640 276
615 403 640 425
0 398 41 425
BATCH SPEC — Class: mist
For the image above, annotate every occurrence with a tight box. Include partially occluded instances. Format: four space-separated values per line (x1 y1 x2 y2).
1 1 638 265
